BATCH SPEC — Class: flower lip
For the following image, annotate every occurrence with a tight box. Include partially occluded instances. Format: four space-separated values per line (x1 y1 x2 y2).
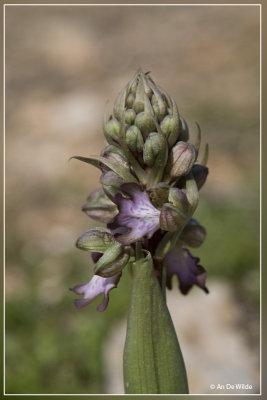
108 182 160 245
166 246 209 295
70 273 121 311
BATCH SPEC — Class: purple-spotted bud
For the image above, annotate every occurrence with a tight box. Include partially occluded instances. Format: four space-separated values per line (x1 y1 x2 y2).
180 218 206 248
94 243 130 278
168 141 197 180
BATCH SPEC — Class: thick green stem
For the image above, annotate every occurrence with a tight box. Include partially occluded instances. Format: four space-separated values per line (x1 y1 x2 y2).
135 241 142 262
123 254 189 394
161 259 167 303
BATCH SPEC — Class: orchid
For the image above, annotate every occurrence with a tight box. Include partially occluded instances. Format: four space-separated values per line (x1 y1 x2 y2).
70 70 209 394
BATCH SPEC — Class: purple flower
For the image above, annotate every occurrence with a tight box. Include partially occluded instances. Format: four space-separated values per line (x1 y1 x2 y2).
70 273 121 311
165 246 208 294
108 183 160 245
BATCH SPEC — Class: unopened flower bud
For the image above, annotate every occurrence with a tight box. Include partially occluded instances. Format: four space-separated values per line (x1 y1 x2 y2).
180 218 206 247
160 114 179 148
82 188 118 223
168 141 197 180
94 243 130 278
101 145 131 179
160 203 188 232
159 187 190 232
113 86 127 121
126 125 144 154
133 78 145 114
141 74 153 99
104 118 120 142
185 172 199 214
168 188 189 214
143 132 164 167
100 171 124 199
135 111 156 139
125 109 136 125
102 145 128 165
126 93 135 108
76 228 116 253
151 93 166 122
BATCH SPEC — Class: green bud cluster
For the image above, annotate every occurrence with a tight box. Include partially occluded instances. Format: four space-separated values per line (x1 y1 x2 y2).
102 70 206 190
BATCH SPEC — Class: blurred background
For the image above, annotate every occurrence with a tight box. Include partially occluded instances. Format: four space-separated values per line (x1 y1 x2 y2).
5 4 260 395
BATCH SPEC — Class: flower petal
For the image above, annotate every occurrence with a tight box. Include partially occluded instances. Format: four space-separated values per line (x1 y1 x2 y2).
165 246 208 294
108 183 160 244
70 273 121 311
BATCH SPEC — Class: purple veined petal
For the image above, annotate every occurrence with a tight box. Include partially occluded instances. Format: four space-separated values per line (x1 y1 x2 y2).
165 246 209 295
108 183 160 245
70 273 121 312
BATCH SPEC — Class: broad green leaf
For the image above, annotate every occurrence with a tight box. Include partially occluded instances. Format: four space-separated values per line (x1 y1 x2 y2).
123 253 189 394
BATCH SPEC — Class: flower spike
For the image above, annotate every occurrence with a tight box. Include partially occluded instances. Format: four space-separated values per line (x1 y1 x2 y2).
71 70 209 312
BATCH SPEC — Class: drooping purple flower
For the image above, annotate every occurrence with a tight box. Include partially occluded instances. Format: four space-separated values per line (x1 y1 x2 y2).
70 273 121 311
108 183 160 245
165 245 208 294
